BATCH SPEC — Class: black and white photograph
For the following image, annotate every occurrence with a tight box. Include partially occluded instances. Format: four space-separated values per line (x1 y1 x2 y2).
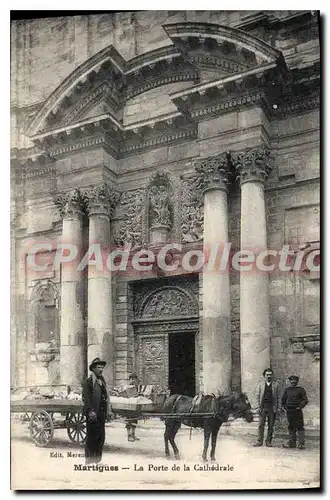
10 9 321 490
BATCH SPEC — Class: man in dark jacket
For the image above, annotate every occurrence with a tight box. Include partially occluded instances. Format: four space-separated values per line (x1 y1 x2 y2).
82 357 108 464
282 375 308 449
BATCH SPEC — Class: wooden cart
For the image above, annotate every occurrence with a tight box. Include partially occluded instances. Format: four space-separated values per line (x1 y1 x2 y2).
11 398 216 448
11 399 87 447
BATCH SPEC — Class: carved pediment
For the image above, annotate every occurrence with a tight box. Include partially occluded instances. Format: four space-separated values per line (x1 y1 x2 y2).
138 287 199 319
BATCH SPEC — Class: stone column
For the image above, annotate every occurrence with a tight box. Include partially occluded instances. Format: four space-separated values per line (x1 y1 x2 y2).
196 153 232 394
56 189 86 388
231 147 273 407
86 184 119 387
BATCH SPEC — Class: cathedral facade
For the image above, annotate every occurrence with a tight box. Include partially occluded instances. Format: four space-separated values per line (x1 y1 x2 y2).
11 11 320 428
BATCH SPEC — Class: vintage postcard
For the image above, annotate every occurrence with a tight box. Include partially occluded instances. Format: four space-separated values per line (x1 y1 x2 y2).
10 10 320 490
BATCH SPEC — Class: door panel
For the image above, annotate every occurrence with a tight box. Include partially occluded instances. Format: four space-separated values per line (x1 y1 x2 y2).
138 336 167 388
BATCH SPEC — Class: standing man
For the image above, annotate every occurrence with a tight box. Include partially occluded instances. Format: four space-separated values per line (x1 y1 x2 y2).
124 373 141 442
82 357 109 464
282 375 308 449
253 368 280 447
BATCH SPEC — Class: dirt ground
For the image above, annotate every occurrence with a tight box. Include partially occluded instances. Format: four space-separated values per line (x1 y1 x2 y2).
10 418 320 490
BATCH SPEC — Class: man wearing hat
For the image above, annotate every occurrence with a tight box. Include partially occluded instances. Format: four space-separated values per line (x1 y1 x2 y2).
82 358 109 464
282 375 308 449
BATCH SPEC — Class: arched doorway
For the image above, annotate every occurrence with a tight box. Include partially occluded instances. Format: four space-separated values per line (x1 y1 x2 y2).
132 277 199 396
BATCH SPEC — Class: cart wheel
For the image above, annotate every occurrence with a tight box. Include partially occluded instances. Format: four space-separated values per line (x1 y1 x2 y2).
29 410 54 447
66 412 87 446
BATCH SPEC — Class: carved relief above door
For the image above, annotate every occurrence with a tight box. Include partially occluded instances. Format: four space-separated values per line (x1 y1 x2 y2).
133 275 199 320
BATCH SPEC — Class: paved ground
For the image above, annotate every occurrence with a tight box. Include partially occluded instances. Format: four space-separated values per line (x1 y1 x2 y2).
11 419 320 490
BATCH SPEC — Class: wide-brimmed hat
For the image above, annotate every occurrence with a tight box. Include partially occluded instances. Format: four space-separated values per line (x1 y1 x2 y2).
89 357 106 371
288 375 299 382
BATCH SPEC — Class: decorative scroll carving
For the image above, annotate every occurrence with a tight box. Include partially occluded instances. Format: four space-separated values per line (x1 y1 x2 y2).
181 177 204 242
138 337 167 387
195 152 232 193
148 172 173 229
85 183 120 218
230 147 273 185
54 188 87 219
113 188 145 246
137 287 199 319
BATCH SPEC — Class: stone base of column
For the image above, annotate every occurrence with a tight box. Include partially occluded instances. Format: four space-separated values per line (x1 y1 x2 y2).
203 315 231 395
60 345 86 387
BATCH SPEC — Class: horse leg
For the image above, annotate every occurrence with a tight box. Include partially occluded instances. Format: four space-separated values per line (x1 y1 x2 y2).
164 421 170 458
203 423 211 462
169 421 181 460
210 422 221 462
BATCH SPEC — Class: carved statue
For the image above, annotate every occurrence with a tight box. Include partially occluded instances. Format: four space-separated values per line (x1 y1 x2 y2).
149 184 171 227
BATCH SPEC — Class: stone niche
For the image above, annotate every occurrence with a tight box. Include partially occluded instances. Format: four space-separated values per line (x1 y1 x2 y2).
28 279 61 386
147 171 174 244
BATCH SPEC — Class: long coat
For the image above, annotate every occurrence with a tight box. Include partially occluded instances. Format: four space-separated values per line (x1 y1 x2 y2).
255 380 281 413
82 374 108 418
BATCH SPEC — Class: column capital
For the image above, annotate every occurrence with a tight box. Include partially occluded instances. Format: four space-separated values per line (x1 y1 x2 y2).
195 152 232 194
55 188 86 220
231 147 273 185
86 183 120 218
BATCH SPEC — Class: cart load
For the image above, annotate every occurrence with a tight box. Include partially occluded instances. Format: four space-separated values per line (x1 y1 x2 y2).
11 386 82 401
109 384 169 413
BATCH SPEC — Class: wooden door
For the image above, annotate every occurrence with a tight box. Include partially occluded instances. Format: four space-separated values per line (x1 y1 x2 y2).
138 335 168 388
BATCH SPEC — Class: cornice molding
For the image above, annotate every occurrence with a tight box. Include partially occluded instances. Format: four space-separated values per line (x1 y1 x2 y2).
272 94 320 120
191 91 267 120
162 22 285 65
120 126 197 157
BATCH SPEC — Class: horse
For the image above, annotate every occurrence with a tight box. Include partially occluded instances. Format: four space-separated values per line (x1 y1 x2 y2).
161 392 253 462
